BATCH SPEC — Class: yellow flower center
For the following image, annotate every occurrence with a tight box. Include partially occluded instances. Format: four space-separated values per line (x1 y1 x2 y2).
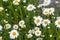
58 21 60 24
14 26 17 28
36 19 40 23
58 19 60 20
15 0 18 2
36 32 40 34
30 30 33 33
35 27 39 30
29 6 32 9
36 28 38 30
45 1 48 4
12 32 16 36
44 21 48 24
46 0 48 1
45 11 48 14
49 10 52 12
20 22 23 25
37 38 41 40
0 37 2 40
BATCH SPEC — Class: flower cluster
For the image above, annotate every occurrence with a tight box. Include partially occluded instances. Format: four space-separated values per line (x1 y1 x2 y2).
0 0 60 40
26 27 41 40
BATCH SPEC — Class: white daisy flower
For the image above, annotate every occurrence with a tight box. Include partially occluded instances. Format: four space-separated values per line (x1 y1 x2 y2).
42 19 50 27
19 20 25 27
34 16 43 26
35 30 41 36
55 19 60 28
27 34 33 38
41 35 45 37
26 4 36 11
0 7 4 12
34 27 40 31
55 1 59 4
48 8 55 14
4 24 11 29
48 27 50 29
43 8 49 15
13 0 20 5
13 25 18 29
57 17 60 20
0 36 2 40
13 0 20 2
49 35 52 37
23 0 26 3
6 13 9 16
28 29 34 34
13 1 19 5
3 20 8 23
37 4 44 8
20 25 26 28
0 25 3 31
19 28 21 30
43 8 55 15
24 6 26 8
36 38 43 40
3 0 8 2
44 0 51 1
9 30 19 39
43 0 51 6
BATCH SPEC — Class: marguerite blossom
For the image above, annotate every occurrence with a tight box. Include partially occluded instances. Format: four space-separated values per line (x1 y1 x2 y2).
13 25 18 29
0 7 4 12
57 17 60 20
3 0 8 2
55 1 59 4
19 20 26 28
0 36 2 40
42 19 50 27
34 27 40 31
0 25 3 31
37 4 44 8
55 19 60 28
4 24 11 29
26 4 36 11
43 8 49 15
28 29 34 34
13 0 20 5
43 8 55 15
49 35 52 37
34 16 43 26
27 27 42 38
43 0 51 6
35 30 41 36
9 30 19 39
36 38 43 40
19 20 25 26
26 34 33 38
48 8 55 14
41 35 45 37
20 25 26 28
3 20 8 23
23 0 26 3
